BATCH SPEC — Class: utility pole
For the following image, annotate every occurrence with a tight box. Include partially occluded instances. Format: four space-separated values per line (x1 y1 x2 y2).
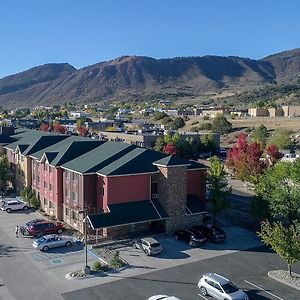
79 208 91 275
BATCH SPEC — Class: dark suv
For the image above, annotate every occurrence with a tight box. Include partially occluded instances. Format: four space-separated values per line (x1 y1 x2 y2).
25 221 64 237
174 228 206 246
193 224 226 243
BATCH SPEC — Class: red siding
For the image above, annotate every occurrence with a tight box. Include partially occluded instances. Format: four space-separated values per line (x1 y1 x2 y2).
99 174 150 210
187 169 206 203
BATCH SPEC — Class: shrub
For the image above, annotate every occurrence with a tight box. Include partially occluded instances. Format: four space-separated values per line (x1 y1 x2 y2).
110 251 125 269
30 195 41 209
92 261 102 271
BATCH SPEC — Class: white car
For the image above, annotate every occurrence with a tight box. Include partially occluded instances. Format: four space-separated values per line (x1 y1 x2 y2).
0 199 30 213
33 234 73 251
198 273 248 300
133 237 162 256
148 296 181 300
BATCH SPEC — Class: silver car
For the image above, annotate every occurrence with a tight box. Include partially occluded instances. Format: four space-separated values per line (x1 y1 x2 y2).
33 234 73 252
133 237 162 256
0 199 30 213
198 273 249 300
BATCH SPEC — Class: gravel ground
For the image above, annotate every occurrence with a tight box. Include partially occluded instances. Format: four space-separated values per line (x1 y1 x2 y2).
268 270 300 291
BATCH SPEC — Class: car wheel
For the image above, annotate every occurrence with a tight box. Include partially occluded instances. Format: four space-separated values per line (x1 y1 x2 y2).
23 206 29 210
174 235 179 240
144 249 150 256
35 232 42 238
188 241 193 247
42 246 49 252
200 287 207 296
57 228 63 234
6 208 12 213
65 241 72 247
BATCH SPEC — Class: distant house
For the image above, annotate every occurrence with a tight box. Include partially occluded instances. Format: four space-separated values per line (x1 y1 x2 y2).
282 106 300 117
248 108 269 117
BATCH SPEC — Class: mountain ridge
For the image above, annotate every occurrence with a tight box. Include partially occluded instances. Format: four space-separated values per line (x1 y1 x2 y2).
0 48 299 108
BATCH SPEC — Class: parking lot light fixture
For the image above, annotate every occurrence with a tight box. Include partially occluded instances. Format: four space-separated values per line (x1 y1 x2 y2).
79 208 90 275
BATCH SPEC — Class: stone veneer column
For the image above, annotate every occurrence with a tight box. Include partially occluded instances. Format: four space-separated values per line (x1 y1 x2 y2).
157 165 187 233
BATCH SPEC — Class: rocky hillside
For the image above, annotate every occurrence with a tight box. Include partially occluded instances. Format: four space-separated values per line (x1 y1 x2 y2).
0 48 299 108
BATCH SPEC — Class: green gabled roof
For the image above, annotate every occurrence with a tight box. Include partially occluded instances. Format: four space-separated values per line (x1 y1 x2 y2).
52 140 105 166
88 199 169 230
22 135 68 156
29 135 102 165
17 144 29 153
153 155 191 167
43 152 59 163
186 194 207 215
0 133 16 144
5 129 56 151
62 142 136 174
97 147 166 176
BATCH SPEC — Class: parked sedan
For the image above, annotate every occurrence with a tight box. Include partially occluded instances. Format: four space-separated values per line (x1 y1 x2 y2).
193 224 226 243
33 234 73 252
148 295 181 300
174 228 206 246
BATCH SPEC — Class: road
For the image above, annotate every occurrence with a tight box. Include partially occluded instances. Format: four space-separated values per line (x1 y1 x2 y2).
63 245 300 300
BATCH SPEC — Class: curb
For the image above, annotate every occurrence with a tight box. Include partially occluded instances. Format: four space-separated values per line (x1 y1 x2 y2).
268 270 300 291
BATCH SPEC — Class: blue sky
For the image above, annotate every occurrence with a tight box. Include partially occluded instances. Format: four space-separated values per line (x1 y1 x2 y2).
0 0 299 78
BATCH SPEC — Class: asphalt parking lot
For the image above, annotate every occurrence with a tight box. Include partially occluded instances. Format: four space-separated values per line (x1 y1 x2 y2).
1 198 294 300
113 226 262 274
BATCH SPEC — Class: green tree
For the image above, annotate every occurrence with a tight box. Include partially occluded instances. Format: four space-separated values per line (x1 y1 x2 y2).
207 156 231 225
76 117 86 127
255 161 300 226
211 114 232 135
269 129 292 150
259 221 300 276
255 161 300 276
153 111 167 121
154 137 166 152
170 117 185 130
252 124 268 148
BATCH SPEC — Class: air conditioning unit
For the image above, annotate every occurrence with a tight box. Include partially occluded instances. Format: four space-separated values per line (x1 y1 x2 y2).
152 194 158 199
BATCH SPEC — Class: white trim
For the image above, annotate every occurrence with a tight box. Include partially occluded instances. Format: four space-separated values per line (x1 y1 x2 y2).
186 206 193 215
96 172 157 178
88 217 167 230
149 199 162 219
61 166 83 175
152 162 190 168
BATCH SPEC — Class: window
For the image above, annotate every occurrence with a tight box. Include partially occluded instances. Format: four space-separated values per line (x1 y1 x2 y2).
71 191 78 201
65 189 69 197
44 198 48 206
49 184 52 191
65 207 69 216
49 167 53 174
99 186 104 196
37 176 40 183
49 201 53 209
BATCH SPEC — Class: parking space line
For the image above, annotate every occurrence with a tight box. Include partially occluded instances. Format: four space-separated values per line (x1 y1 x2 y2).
197 294 209 300
244 280 285 300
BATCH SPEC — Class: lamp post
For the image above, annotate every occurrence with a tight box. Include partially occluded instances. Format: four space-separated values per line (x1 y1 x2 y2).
79 208 91 275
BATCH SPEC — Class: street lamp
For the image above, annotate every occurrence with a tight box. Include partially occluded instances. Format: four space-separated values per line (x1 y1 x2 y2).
79 208 91 275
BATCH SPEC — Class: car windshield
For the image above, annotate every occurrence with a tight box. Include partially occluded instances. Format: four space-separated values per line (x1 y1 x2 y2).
221 282 239 294
37 237 46 242
150 242 161 248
